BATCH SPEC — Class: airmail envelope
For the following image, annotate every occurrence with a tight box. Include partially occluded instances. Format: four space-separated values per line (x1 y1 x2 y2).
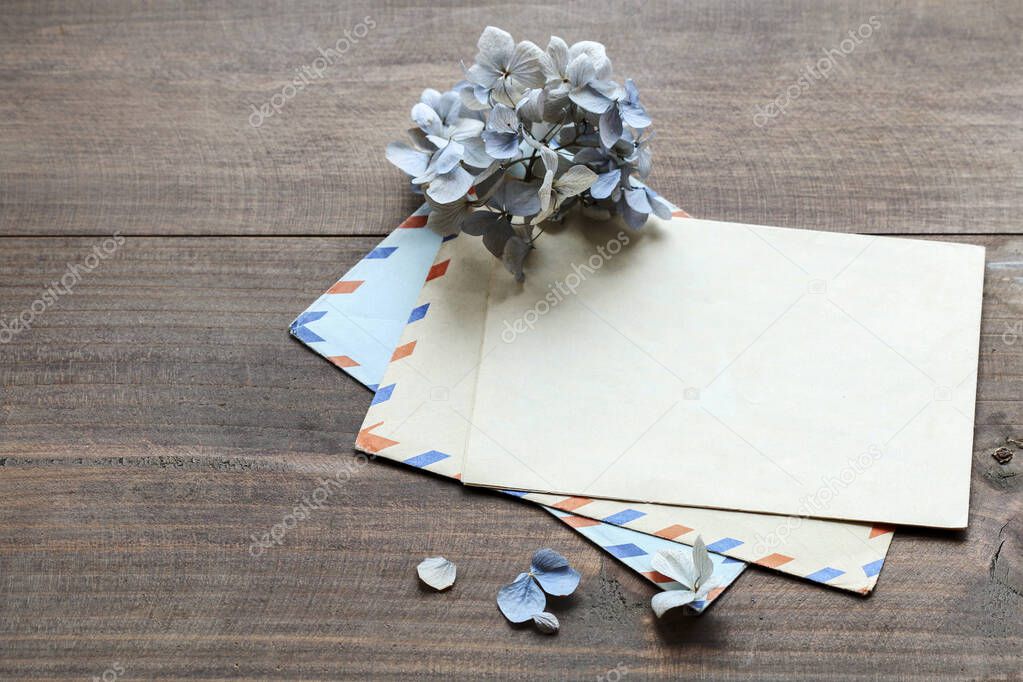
290 205 745 610
352 213 902 593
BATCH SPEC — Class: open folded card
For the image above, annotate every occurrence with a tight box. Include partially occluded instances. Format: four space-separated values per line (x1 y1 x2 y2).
333 207 901 593
457 214 984 529
291 206 744 612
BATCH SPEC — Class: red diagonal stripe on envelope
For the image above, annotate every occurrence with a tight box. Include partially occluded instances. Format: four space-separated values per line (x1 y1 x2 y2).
654 524 693 540
755 553 795 569
642 570 675 584
391 341 417 362
356 421 399 453
551 496 594 512
327 280 364 294
399 214 428 228
560 514 601 528
426 259 450 282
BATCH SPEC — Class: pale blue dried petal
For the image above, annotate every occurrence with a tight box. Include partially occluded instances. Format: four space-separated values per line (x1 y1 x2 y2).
459 136 491 168
624 78 640 102
566 53 596 88
530 548 580 596
425 133 452 149
591 79 623 100
475 26 516 73
428 140 465 176
493 179 541 216
458 81 491 111
435 90 463 124
416 556 456 590
543 35 569 80
628 141 653 179
592 55 614 81
420 88 443 110
620 79 651 129
507 41 545 83
599 105 624 148
648 192 673 220
489 79 518 108
486 104 519 133
497 572 546 623
692 535 715 589
448 117 484 141
652 588 697 618
467 61 502 89
516 88 545 123
570 85 613 114
620 197 648 229
567 40 607 66
426 165 473 204
411 102 443 136
532 611 559 634
620 101 651 129
385 141 430 178
624 186 652 214
483 131 521 159
650 547 697 589
590 168 621 199
695 573 721 601
542 89 572 119
482 105 521 158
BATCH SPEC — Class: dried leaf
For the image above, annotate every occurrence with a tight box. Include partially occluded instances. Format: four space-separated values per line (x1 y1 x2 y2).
417 556 456 591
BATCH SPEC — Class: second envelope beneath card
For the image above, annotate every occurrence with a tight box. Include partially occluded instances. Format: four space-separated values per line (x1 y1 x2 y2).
460 213 984 529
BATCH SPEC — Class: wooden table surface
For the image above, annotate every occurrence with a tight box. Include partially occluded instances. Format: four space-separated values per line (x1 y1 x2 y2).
1 1 1021 679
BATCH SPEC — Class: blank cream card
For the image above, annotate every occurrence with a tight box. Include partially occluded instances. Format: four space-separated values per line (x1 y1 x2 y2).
461 215 985 528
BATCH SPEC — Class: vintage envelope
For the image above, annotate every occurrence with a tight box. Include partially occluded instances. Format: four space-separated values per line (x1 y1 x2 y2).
291 207 745 611
460 214 985 529
353 216 896 593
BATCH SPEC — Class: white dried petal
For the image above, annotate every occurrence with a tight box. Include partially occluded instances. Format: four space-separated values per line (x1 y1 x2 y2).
417 556 456 590
532 611 559 634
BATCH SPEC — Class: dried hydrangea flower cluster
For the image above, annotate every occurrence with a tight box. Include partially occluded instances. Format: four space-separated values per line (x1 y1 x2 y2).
386 26 670 280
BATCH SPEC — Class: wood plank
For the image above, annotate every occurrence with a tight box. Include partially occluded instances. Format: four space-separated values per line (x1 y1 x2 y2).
0 235 1020 679
0 0 1020 236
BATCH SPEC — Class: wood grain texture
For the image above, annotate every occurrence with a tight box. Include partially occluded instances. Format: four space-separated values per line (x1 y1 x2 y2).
1 0 1021 679
0 236 1021 680
0 0 1020 236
